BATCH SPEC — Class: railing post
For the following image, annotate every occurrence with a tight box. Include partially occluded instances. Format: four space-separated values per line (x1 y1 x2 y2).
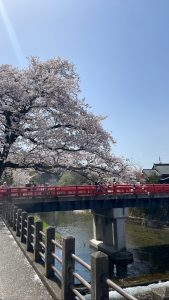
6 202 11 224
13 206 18 231
61 236 75 300
1 203 4 219
91 251 109 300
45 226 55 278
9 204 14 227
2 203 5 219
3 202 6 221
27 215 34 252
4 202 9 222
7 187 11 199
21 211 27 243
9 203 13 224
16 209 22 236
34 220 43 262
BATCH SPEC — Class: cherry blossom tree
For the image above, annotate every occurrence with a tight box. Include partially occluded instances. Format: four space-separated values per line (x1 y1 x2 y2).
0 57 127 181
12 169 31 186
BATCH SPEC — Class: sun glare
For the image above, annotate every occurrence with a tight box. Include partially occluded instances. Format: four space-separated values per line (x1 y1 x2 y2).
0 0 24 66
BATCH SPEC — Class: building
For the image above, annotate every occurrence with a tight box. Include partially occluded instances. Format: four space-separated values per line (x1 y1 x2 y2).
143 163 169 183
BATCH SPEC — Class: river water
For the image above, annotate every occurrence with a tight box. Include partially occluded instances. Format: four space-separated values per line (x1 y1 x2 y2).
39 211 169 284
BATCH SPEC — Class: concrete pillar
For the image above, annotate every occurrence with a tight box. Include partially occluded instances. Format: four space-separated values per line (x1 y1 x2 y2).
91 208 128 252
93 214 104 241
102 217 114 247
113 218 126 251
90 208 133 278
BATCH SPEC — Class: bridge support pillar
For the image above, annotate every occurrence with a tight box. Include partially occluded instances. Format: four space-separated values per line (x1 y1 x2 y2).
93 214 104 241
90 208 133 278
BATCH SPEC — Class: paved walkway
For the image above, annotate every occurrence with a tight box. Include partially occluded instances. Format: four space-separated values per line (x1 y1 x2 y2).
0 218 53 300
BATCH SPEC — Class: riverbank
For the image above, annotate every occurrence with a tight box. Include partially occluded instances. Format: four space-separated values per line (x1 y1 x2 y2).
126 223 169 248
34 214 62 242
127 215 169 229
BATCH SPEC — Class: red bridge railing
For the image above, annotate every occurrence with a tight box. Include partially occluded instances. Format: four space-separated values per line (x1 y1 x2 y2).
1 184 169 199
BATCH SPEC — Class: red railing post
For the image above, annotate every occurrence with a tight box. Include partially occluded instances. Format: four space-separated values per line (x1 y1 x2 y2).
75 185 78 196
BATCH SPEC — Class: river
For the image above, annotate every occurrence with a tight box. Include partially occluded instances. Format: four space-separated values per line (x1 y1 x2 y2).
39 211 169 285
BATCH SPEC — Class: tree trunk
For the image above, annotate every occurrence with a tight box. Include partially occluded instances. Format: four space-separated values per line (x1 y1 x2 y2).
0 162 5 180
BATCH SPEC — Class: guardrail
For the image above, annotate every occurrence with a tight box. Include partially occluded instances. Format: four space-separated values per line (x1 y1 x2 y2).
2 202 138 300
1 183 169 200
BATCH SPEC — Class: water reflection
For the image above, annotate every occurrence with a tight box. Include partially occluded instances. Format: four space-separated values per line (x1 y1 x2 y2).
129 245 169 277
41 211 92 260
40 211 169 281
40 211 92 282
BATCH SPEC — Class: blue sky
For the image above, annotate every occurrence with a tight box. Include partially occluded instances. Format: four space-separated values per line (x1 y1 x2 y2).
0 0 169 169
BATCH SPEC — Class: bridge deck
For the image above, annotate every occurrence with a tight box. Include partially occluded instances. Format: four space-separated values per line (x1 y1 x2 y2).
1 184 169 212
0 217 53 300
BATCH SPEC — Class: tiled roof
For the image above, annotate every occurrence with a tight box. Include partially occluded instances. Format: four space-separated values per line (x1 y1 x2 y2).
153 164 169 175
142 169 159 177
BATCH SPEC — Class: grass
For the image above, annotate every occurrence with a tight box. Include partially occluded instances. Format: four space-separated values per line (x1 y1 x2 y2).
33 214 62 243
126 223 169 247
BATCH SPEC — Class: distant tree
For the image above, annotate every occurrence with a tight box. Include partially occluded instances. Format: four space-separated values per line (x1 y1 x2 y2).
0 57 127 181
0 169 13 185
146 173 159 184
31 171 61 185
58 171 89 186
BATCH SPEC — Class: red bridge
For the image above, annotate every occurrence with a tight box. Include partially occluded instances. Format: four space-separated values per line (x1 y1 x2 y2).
0 183 169 199
1 183 169 213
